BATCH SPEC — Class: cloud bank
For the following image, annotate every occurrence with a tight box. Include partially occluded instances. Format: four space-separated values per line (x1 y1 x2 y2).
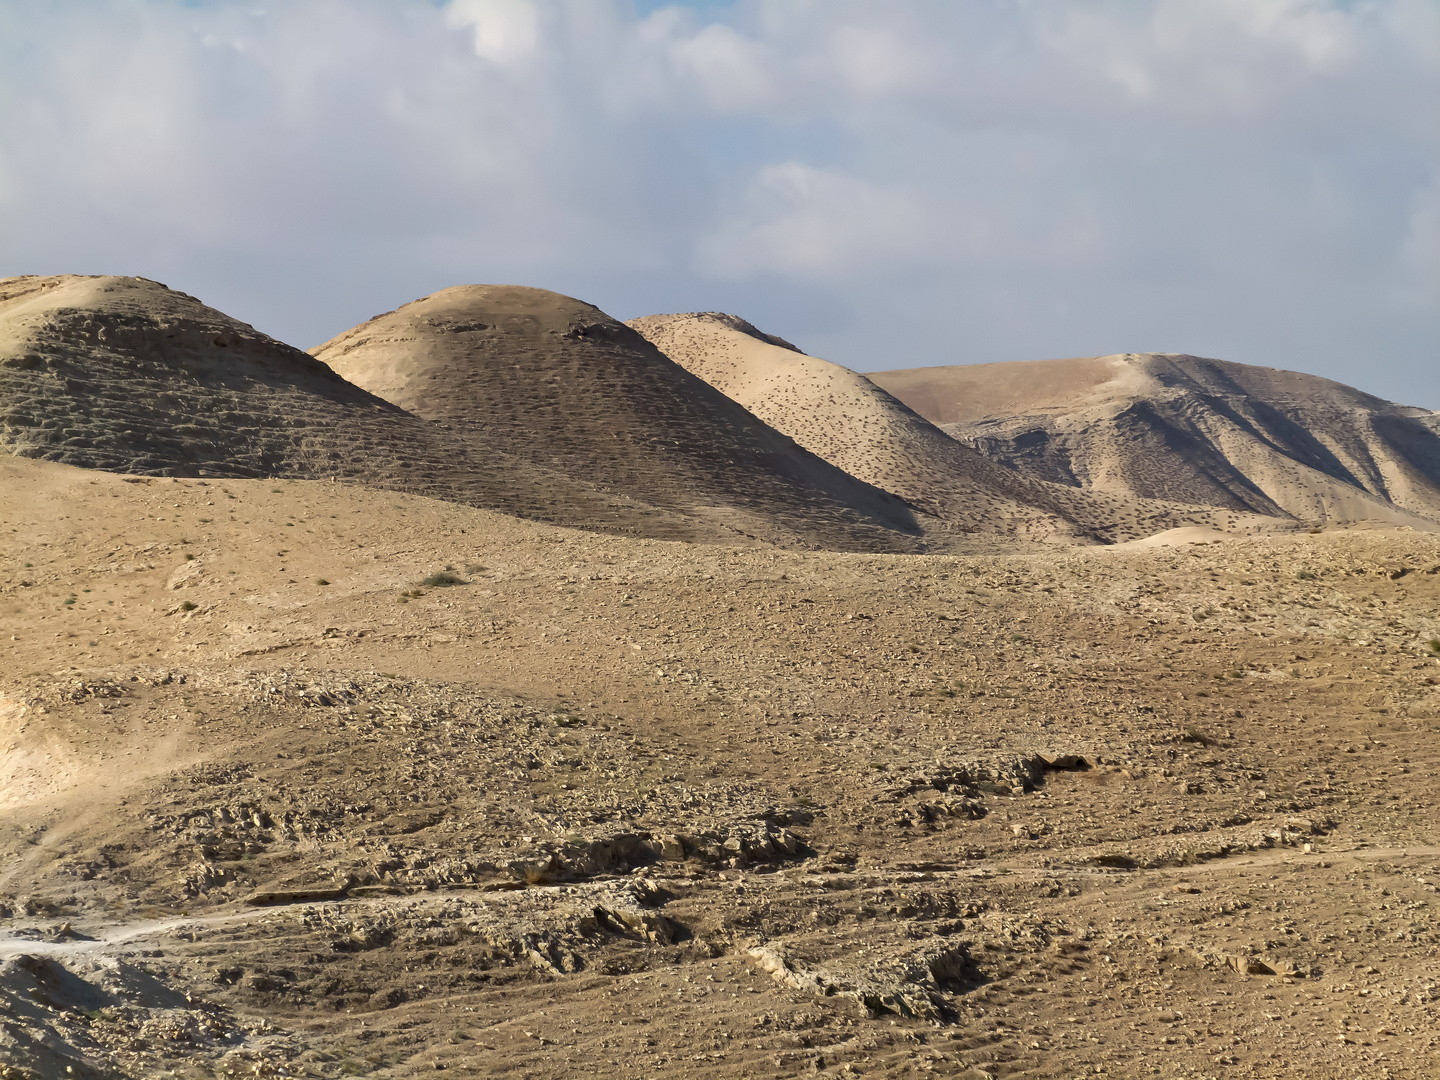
1 0 1436 404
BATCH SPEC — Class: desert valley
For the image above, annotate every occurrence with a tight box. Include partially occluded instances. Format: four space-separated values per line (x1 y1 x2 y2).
4 273 1440 1080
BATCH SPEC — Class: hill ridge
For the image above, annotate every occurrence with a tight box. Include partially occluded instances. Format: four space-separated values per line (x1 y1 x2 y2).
870 352 1440 526
627 313 1279 544
0 276 904 549
311 285 927 553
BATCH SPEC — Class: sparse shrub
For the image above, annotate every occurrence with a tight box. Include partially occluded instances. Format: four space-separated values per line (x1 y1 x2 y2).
1296 570 1317 580
183 552 195 561
422 571 464 587
1181 728 1216 746
315 578 330 586
178 600 198 612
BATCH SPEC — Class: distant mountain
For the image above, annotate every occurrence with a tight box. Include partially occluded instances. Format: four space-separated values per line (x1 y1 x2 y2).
629 314 1273 544
310 285 924 551
871 353 1440 528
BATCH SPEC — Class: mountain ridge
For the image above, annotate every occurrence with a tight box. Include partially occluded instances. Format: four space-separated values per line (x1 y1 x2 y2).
870 352 1440 527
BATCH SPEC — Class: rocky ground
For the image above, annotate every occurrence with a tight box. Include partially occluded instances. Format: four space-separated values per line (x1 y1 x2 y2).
4 457 1440 1078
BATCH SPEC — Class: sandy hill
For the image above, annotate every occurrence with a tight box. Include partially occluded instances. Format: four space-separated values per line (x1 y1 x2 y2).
0 274 622 520
871 353 1440 527
628 313 1278 544
311 285 924 552
0 275 915 550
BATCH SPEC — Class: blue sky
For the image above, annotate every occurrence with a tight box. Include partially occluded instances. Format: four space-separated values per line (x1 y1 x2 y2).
1 0 1436 405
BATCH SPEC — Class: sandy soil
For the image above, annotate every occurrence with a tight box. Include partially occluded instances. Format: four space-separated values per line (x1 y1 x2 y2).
4 455 1440 1078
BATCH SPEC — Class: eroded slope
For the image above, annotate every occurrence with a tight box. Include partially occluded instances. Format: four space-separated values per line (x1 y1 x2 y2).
630 313 1278 545
872 352 1440 527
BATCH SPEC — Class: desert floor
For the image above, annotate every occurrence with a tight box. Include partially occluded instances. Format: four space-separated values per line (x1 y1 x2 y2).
3 457 1440 1079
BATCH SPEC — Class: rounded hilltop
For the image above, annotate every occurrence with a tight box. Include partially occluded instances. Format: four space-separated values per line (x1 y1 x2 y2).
312 284 925 552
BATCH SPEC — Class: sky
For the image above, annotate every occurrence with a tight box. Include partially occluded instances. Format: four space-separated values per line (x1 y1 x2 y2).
1 0 1437 405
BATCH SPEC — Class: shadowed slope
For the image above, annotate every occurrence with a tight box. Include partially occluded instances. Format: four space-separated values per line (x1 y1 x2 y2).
871 354 1440 527
312 286 923 552
629 313 1277 544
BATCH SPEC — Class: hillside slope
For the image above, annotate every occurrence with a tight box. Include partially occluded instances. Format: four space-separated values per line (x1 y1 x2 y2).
311 286 924 552
870 353 1440 527
629 313 1276 544
0 275 918 549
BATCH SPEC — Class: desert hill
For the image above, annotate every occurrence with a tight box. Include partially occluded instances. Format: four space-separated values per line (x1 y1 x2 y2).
0 275 918 550
871 353 1440 527
0 274 643 530
310 285 924 551
628 312 1275 544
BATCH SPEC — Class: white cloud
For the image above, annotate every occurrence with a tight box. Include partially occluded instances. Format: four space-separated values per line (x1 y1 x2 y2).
1398 173 1440 309
664 23 777 111
446 0 541 64
696 163 923 278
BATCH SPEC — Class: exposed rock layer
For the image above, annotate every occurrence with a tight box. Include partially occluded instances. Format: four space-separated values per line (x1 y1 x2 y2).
871 352 1440 526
